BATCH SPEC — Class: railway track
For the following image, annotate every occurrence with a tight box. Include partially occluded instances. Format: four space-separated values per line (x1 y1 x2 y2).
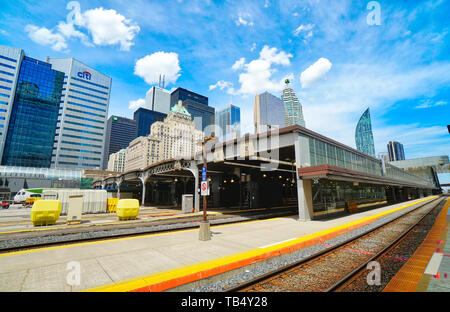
0 205 298 253
226 196 444 292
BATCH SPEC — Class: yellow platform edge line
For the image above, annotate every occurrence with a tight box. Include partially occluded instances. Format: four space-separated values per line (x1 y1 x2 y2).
84 196 438 292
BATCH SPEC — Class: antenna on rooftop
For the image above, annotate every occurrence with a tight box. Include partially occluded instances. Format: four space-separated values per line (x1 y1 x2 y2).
163 75 165 89
158 74 161 88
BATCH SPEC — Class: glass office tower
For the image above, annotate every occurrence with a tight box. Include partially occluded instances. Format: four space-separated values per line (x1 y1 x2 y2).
133 107 167 137
281 79 305 128
215 104 240 141
254 91 285 133
170 87 214 132
0 45 23 162
355 108 376 157
387 141 405 161
102 116 137 170
48 58 111 170
1 57 64 167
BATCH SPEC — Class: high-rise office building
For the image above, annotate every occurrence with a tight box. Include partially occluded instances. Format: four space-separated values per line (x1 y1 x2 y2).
48 58 112 170
215 104 240 141
133 107 166 137
145 86 171 114
0 46 24 162
254 91 286 133
387 141 405 161
355 108 376 157
281 79 305 128
170 87 214 132
102 116 137 170
0 45 66 168
2 56 65 167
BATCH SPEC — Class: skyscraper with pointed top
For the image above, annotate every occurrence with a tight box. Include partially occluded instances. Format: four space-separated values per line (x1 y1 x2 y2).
355 108 376 157
281 79 305 127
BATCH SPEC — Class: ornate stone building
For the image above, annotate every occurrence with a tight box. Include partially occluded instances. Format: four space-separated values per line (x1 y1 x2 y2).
125 100 203 172
107 148 127 172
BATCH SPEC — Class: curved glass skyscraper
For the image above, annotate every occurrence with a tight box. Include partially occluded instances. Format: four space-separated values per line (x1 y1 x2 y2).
281 79 305 127
355 108 376 157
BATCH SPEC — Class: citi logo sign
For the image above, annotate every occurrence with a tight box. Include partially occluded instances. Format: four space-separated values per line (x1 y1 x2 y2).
77 71 92 80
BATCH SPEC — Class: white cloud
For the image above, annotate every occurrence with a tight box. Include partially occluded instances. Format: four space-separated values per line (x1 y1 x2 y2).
134 52 181 86
217 46 293 96
264 0 270 8
25 4 139 52
56 21 92 46
81 7 140 51
293 24 314 38
414 99 447 109
209 80 232 90
235 13 254 27
259 46 292 65
300 57 332 88
25 25 68 52
250 43 257 52
129 98 145 110
209 80 237 95
231 57 246 71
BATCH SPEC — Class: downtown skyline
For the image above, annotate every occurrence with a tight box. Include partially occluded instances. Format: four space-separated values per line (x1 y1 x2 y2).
0 0 448 163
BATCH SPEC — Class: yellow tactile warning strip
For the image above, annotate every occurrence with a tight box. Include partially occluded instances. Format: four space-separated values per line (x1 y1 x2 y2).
84 196 438 292
383 197 450 292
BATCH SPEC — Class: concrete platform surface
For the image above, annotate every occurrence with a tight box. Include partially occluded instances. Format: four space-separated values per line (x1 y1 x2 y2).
0 196 438 292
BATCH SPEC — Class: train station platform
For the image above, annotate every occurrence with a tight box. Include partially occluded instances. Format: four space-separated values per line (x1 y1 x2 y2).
384 196 450 292
0 196 438 292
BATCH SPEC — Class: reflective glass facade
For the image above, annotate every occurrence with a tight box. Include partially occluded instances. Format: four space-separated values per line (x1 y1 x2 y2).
103 116 137 169
254 92 285 133
170 88 214 131
1 57 64 167
215 104 240 140
355 108 376 157
387 141 405 161
308 136 382 176
312 179 386 216
133 107 166 137
281 81 305 127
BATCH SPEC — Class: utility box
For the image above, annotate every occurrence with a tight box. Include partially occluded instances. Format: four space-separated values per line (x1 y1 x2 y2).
182 194 194 213
67 195 83 225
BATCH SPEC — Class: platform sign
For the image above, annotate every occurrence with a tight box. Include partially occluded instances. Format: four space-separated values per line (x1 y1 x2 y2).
202 166 207 181
201 180 209 196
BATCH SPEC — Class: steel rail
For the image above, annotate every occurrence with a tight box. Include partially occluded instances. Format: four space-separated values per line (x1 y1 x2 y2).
325 197 444 292
0 206 298 254
225 196 442 292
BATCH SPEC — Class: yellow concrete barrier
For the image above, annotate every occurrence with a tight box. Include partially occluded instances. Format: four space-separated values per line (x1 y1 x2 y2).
107 198 119 213
116 199 140 220
30 200 61 226
25 197 41 206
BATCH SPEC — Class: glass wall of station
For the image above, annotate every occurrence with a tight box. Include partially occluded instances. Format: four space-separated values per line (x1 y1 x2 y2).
311 179 387 217
308 137 382 176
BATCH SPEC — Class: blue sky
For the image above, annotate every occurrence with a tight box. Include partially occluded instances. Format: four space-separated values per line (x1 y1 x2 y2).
0 0 449 171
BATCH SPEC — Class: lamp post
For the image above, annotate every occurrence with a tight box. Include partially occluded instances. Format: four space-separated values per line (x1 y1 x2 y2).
198 135 216 241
